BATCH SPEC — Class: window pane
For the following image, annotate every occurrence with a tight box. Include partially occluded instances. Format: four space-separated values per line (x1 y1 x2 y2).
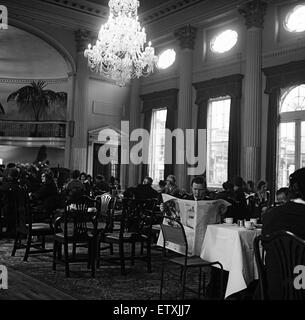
280 84 305 113
207 97 231 189
277 122 295 189
301 122 305 168
148 108 167 184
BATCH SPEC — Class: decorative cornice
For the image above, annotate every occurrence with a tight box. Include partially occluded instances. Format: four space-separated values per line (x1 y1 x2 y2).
193 74 244 104
140 88 179 112
263 45 305 60
141 0 202 25
38 0 108 17
0 77 68 84
263 60 305 93
174 24 197 50
238 0 268 29
75 29 93 53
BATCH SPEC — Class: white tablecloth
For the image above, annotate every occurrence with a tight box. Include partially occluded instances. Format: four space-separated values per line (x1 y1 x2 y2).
200 224 261 298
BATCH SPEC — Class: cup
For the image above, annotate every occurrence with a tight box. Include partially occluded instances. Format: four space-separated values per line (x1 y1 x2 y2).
224 217 233 224
250 218 258 225
244 221 254 230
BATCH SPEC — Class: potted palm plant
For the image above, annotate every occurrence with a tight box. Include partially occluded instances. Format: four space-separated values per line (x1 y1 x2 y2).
7 81 66 137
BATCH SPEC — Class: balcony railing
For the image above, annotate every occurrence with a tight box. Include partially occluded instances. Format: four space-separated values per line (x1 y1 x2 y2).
0 120 66 138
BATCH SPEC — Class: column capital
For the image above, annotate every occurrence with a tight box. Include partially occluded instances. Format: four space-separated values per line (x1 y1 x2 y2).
238 0 268 29
75 29 93 53
174 25 197 50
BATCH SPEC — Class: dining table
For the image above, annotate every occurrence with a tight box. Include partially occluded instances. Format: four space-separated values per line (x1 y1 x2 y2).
200 223 261 299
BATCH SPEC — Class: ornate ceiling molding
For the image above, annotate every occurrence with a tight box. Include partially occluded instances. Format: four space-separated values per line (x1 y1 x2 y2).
141 0 203 25
38 0 107 17
0 77 68 84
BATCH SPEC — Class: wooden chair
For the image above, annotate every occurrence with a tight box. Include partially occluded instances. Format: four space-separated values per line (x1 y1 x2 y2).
94 193 116 266
52 195 98 277
254 230 305 300
11 187 55 261
99 198 155 275
159 215 224 300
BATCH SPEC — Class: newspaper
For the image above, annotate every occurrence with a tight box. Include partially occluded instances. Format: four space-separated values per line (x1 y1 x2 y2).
157 194 231 256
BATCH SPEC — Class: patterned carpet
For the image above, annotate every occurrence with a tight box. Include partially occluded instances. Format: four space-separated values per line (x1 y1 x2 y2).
0 238 207 300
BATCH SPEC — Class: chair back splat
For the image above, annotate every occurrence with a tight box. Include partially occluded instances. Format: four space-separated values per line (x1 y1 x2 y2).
53 195 98 277
254 230 305 300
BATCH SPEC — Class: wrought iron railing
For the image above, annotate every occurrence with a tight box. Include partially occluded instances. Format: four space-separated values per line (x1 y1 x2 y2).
0 120 66 138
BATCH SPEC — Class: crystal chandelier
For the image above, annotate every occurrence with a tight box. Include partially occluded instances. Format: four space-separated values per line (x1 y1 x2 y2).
84 0 158 87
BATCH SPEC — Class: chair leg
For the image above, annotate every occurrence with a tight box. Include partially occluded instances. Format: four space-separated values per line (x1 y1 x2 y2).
110 243 114 255
90 240 96 278
146 240 151 273
198 267 202 298
119 242 126 275
58 243 62 260
64 243 70 277
53 240 57 271
160 261 165 300
96 238 101 268
23 234 32 261
202 271 206 297
72 242 76 260
181 268 187 300
11 232 20 257
131 242 135 265
41 235 46 249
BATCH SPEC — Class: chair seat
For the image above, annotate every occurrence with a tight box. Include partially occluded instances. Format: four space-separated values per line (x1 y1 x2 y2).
104 232 148 242
54 231 95 242
167 255 217 267
25 223 53 235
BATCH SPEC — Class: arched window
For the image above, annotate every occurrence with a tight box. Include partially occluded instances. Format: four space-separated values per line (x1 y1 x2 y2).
277 84 305 188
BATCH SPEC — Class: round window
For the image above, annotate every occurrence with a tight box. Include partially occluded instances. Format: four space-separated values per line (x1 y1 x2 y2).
285 5 305 33
156 49 176 70
210 29 238 54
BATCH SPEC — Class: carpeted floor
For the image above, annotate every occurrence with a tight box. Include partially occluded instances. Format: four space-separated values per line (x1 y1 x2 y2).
0 238 208 300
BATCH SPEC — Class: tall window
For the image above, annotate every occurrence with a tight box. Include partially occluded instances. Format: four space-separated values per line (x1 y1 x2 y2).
277 84 305 189
206 97 231 188
148 108 167 183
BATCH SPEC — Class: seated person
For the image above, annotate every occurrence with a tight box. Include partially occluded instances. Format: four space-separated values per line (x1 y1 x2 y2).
262 168 305 299
79 172 90 195
233 176 249 220
274 187 289 206
93 174 110 196
182 175 212 201
164 175 182 197
63 170 86 202
158 180 166 193
133 176 159 200
31 172 61 220
253 180 271 217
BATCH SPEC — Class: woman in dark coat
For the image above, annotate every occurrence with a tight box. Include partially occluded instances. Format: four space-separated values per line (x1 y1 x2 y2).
31 171 60 219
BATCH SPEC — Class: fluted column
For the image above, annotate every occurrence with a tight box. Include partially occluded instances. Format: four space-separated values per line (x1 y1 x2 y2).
72 30 91 172
239 0 267 182
64 71 76 168
174 25 197 190
127 78 141 186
